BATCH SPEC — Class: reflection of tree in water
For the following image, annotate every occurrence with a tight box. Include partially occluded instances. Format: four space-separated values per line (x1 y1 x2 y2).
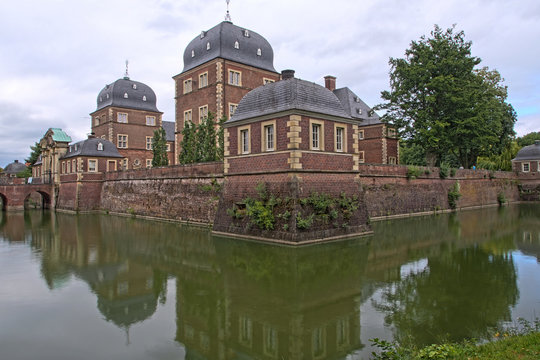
373 247 518 346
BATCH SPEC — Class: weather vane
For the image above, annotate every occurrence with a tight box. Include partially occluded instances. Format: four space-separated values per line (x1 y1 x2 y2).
124 60 129 79
225 0 232 22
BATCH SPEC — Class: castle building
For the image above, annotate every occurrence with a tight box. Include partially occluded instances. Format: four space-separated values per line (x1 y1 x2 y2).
173 21 281 164
90 74 170 170
223 70 398 175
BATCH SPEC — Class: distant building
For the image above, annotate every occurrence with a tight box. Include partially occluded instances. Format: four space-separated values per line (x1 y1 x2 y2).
59 134 123 175
2 160 27 178
90 75 166 170
512 140 540 173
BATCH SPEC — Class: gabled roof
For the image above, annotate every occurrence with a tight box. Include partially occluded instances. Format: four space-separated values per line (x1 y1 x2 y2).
333 87 382 126
162 121 175 142
62 136 123 159
227 77 350 124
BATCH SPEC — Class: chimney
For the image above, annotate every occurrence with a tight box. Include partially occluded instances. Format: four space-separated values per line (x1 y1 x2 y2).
88 132 96 139
324 75 336 91
14 160 19 163
281 69 295 80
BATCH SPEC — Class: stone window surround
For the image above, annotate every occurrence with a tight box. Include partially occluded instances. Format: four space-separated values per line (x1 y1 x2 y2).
263 77 275 85
359 151 365 163
199 105 208 122
358 129 364 140
334 123 347 152
522 162 530 172
228 69 242 86
146 116 156 126
183 78 193 94
146 159 152 168
184 109 192 125
261 120 276 152
107 160 117 172
229 102 238 119
117 134 128 149
87 159 98 173
309 119 325 151
117 112 128 123
238 125 251 155
146 136 153 151
199 72 208 88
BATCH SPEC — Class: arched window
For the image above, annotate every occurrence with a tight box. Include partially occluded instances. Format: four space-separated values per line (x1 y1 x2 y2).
97 143 104 151
257 48 262 56
124 92 128 99
234 41 239 49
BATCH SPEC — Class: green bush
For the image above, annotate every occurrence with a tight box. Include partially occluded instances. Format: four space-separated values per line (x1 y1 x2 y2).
439 163 450 179
407 165 422 179
296 212 314 230
448 182 461 209
497 192 506 206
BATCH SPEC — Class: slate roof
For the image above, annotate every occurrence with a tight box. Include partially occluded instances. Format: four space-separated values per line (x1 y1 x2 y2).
182 21 276 73
333 87 382 125
96 77 160 112
4 160 27 175
162 121 175 142
227 77 350 123
513 141 540 161
62 136 123 159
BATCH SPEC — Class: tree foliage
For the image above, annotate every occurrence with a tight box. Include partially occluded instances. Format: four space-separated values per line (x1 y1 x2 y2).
178 111 226 164
517 131 540 147
26 142 42 166
477 141 520 171
376 25 516 168
151 127 169 167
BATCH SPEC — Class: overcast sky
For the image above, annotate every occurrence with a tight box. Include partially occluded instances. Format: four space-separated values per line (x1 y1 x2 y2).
1 0 539 167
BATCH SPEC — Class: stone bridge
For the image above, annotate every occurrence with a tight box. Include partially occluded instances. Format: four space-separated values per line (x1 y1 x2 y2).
0 183 54 211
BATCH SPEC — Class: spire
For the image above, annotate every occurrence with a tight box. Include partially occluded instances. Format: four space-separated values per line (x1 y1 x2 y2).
124 60 129 80
224 0 232 22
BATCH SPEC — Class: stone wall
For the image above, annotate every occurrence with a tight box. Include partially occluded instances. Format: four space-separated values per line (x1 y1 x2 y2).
100 162 224 223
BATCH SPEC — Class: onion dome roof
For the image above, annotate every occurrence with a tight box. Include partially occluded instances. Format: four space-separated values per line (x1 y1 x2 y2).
227 77 350 123
4 160 27 175
62 136 123 159
96 77 159 112
513 140 540 161
182 21 276 73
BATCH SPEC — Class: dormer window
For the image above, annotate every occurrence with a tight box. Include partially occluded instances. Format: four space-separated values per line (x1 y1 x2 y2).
99 96 103 102
74 144 78 151
106 93 110 99
354 96 360 103
257 48 262 56
243 29 249 37
200 31 206 39
142 95 147 101
206 42 211 50
356 108 362 115
234 41 239 49
132 84 137 90
191 50 195 57
124 92 128 99
97 143 104 151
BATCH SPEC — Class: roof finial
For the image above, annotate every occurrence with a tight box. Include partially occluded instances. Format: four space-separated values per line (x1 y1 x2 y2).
224 0 232 22
124 60 130 80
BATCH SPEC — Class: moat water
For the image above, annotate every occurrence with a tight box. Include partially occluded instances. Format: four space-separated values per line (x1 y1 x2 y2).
1 204 539 360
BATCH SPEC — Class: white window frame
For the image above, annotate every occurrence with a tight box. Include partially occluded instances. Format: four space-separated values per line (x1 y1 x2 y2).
166 143 171 152
146 136 153 151
199 72 208 88
183 78 192 94
199 105 208 122
358 129 365 140
184 109 192 125
263 78 275 85
146 159 152 168
228 70 241 86
310 119 324 151
88 159 98 173
238 125 250 155
389 156 397 165
146 116 156 126
359 151 365 163
117 112 128 123
522 162 530 172
261 120 276 152
335 125 346 152
117 134 128 149
229 103 238 118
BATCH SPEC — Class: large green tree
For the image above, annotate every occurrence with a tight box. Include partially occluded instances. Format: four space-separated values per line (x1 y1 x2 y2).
178 111 226 164
376 25 516 168
26 142 42 166
517 131 540 147
151 127 169 167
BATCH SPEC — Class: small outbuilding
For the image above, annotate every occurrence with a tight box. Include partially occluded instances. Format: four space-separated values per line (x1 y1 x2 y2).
2 160 27 178
512 140 540 173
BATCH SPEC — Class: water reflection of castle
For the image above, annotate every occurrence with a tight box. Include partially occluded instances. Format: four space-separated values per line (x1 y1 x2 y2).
2 205 539 358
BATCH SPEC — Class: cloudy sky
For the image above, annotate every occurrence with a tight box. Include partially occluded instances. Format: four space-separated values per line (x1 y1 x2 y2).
1 0 539 167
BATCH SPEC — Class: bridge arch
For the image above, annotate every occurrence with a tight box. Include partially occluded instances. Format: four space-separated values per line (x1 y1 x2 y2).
24 190 51 210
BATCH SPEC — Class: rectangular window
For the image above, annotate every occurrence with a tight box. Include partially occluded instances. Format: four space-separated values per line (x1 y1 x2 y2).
229 103 238 118
238 126 250 154
228 70 241 86
358 130 364 140
67 161 71 173
166 143 171 152
389 156 397 165
118 134 128 148
359 151 365 163
184 109 192 124
199 72 208 88
336 126 344 152
146 136 153 150
94 117 100 126
117 112 128 123
388 128 397 138
146 159 152 168
263 325 278 357
263 78 275 85
72 159 76 172
183 79 192 93
107 160 116 172
239 315 252 347
199 105 208 122
146 116 156 126
265 124 274 151
61 162 65 174
522 162 530 172
122 158 128 170
312 124 320 150
88 159 97 172
312 327 326 359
